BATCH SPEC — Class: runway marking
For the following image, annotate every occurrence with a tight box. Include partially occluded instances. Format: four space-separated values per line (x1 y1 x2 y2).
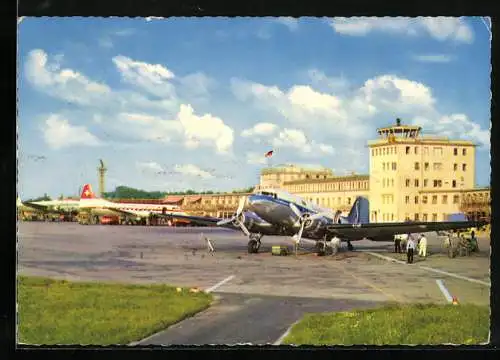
366 252 491 287
273 320 299 345
205 275 235 293
329 261 402 303
435 279 453 303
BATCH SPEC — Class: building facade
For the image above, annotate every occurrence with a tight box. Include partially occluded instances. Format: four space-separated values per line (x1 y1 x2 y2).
368 119 477 222
282 174 369 213
258 164 334 190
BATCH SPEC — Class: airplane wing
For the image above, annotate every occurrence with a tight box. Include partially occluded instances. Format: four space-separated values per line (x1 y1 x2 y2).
102 207 142 217
325 220 488 241
23 202 50 211
163 212 240 229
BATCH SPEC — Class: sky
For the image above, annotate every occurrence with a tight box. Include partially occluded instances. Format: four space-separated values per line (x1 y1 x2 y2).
17 16 492 199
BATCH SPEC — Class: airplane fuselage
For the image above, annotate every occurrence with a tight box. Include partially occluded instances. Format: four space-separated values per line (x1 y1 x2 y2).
247 193 333 240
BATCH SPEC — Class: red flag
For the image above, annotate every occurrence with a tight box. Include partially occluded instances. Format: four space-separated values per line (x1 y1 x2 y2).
264 150 274 158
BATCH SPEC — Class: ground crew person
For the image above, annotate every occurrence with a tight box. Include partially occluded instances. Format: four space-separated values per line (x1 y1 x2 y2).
394 235 402 253
418 233 427 258
406 234 416 264
470 231 478 252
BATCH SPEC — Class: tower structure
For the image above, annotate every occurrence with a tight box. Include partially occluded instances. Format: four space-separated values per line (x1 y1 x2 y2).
368 118 476 223
97 159 107 198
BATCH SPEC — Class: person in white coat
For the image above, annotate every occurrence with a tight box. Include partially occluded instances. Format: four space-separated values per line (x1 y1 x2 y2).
418 234 427 258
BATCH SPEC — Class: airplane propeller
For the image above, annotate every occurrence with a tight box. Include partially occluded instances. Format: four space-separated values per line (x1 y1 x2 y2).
289 203 333 250
216 196 250 236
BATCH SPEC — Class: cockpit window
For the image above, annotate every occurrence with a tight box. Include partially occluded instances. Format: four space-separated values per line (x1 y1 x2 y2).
262 191 277 199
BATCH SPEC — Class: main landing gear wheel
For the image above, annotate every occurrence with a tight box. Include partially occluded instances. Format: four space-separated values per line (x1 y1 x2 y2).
247 234 262 254
316 242 327 256
248 240 259 254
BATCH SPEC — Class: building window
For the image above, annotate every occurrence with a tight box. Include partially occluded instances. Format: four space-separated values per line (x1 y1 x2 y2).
433 147 443 156
442 213 447 221
462 164 467 171
423 147 429 155
432 195 438 204
406 146 410 154
382 179 386 188
414 179 419 187
347 197 351 205
433 162 443 171
453 195 460 204
422 195 428 204
414 213 420 221
391 214 394 221
424 179 428 187
415 196 419 204
423 213 428 221
424 162 429 171
382 163 386 171
453 148 458 156
405 196 410 204
405 179 410 187
432 213 437 222
452 180 457 188
391 179 394 187
442 195 448 204
463 148 467 156
454 163 458 171
415 147 418 155
392 162 397 170
415 162 420 170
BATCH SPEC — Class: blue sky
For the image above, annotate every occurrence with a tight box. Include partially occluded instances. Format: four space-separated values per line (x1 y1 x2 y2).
18 17 491 199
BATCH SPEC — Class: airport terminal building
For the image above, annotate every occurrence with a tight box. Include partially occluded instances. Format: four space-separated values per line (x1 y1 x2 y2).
165 119 490 222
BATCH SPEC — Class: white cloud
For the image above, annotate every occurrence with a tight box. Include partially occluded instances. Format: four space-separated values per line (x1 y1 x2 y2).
112 55 177 98
177 104 234 154
136 161 165 173
271 128 335 157
307 69 350 92
274 17 299 31
231 74 437 138
241 122 279 138
412 54 454 63
178 72 215 99
25 49 112 106
330 17 474 43
173 164 214 179
25 50 232 156
246 152 270 165
41 114 102 149
412 114 490 149
357 74 436 114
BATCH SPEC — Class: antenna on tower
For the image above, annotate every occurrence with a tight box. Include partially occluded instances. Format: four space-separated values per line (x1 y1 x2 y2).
97 159 107 198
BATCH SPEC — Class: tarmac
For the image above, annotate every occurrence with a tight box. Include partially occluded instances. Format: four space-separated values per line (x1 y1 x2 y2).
17 222 491 345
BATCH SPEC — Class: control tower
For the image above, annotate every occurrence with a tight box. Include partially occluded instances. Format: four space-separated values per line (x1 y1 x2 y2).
97 159 107 198
368 118 476 223
376 117 422 142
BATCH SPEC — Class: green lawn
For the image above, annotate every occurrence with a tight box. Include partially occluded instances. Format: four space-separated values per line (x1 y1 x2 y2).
283 303 490 345
17 276 213 345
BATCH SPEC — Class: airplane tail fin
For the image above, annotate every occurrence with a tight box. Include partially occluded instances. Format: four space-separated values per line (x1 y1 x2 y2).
80 184 96 200
346 196 370 224
446 213 468 222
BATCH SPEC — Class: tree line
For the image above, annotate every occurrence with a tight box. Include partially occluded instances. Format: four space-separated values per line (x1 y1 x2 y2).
103 186 255 199
25 186 256 202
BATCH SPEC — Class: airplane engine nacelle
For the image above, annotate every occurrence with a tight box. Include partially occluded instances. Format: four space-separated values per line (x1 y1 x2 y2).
240 212 271 233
